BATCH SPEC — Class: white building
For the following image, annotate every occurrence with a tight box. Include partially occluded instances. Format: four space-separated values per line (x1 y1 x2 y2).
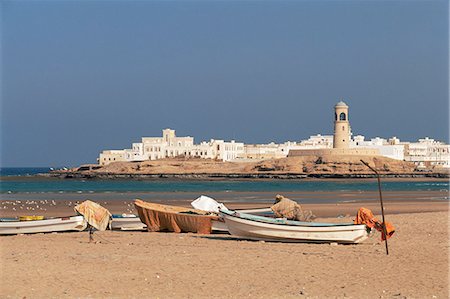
349 135 449 168
141 129 194 160
243 143 282 160
98 150 127 166
404 137 450 169
124 143 146 162
241 136 333 161
351 135 405 160
98 129 244 165
299 134 334 149
97 128 450 169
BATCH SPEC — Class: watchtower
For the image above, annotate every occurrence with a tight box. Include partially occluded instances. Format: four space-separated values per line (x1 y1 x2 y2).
333 101 350 149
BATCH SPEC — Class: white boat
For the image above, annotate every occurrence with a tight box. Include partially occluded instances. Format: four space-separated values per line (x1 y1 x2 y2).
220 209 369 244
190 195 273 233
212 208 273 233
111 214 147 231
0 216 87 235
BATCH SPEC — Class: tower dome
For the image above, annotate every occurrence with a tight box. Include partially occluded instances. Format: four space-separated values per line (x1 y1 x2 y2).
335 101 348 108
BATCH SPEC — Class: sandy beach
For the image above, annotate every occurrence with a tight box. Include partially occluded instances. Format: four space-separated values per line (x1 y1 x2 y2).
1 193 449 298
3 0 449 297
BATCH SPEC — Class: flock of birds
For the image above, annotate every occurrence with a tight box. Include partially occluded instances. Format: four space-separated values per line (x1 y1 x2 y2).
0 200 136 215
0 200 60 212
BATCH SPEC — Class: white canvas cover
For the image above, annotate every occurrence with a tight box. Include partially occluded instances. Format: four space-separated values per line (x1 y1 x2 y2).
191 195 227 213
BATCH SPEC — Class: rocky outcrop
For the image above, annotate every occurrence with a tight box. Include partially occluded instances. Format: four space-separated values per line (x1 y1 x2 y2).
48 156 449 179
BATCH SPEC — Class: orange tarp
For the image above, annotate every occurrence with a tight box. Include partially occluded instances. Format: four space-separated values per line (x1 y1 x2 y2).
354 207 395 241
134 199 219 234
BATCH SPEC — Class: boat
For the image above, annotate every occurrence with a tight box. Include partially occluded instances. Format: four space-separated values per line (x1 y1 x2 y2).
211 208 274 233
135 199 222 234
189 195 272 233
111 214 147 231
220 209 369 244
0 216 87 235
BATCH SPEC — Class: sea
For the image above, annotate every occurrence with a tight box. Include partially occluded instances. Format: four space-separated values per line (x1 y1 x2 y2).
1 167 448 203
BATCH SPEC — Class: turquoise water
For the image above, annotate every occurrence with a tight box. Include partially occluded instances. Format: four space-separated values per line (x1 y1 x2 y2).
0 168 448 194
0 167 53 177
1 178 448 194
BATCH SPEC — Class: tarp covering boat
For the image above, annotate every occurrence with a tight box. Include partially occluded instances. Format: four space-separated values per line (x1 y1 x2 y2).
271 194 314 222
135 199 219 234
191 195 227 213
74 200 112 231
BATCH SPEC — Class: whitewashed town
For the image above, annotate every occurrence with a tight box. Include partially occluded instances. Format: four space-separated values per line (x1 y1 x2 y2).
98 102 450 170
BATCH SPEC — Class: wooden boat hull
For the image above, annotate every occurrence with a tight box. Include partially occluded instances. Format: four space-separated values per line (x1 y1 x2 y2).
220 210 369 244
0 216 87 235
135 199 220 234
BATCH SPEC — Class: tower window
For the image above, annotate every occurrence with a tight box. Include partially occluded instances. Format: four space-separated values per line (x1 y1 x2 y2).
335 112 337 121
342 126 345 131
339 112 346 121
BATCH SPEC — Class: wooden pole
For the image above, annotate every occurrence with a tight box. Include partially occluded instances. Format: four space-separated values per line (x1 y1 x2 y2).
360 160 389 255
89 225 94 243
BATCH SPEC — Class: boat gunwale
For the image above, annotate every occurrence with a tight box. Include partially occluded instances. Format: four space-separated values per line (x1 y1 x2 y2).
220 209 366 228
0 215 85 224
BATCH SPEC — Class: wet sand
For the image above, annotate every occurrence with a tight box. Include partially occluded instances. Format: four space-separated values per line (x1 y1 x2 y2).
0 190 447 218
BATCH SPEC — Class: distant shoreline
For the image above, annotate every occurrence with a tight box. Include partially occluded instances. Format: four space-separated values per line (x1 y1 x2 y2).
43 172 449 180
0 172 448 181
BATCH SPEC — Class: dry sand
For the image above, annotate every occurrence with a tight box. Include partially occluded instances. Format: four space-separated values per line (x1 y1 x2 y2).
1 200 449 298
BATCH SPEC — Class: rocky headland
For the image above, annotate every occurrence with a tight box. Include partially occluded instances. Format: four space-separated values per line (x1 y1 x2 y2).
48 155 449 179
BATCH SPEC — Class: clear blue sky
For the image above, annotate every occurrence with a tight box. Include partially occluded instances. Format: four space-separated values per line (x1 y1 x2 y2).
1 0 448 167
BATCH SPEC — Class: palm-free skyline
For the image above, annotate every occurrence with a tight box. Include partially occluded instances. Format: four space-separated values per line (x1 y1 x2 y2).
1 0 448 167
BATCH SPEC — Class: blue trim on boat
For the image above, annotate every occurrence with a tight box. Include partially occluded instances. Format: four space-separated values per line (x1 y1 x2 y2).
0 218 19 222
220 209 357 227
112 214 138 218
